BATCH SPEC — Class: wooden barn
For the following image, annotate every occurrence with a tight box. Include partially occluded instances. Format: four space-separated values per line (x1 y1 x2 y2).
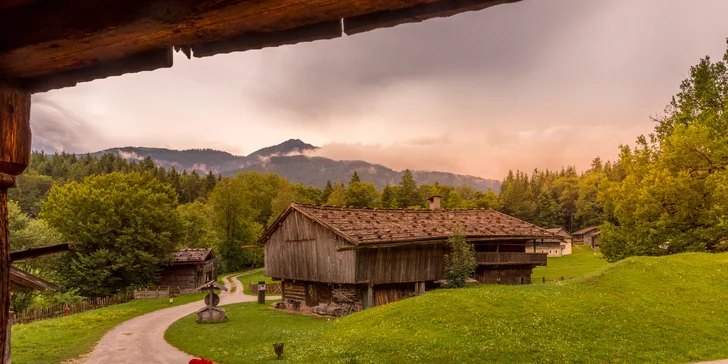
261 199 559 315
158 248 218 293
573 226 600 247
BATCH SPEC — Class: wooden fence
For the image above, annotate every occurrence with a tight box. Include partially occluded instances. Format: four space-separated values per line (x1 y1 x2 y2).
133 287 171 299
14 291 134 325
248 282 282 294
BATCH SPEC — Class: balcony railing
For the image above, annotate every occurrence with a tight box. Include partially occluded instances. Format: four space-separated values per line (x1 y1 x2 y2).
475 252 547 266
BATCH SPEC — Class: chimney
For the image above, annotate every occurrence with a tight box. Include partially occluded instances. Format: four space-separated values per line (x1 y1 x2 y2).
428 195 441 210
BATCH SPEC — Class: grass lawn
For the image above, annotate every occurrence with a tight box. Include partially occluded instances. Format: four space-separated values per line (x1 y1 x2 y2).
167 252 728 363
12 293 204 364
166 301 327 363
236 269 276 296
532 244 608 281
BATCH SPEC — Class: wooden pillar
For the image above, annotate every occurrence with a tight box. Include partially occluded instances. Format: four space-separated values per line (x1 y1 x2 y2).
0 82 32 364
366 284 374 309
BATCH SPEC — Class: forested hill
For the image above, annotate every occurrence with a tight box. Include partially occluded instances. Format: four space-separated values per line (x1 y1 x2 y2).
94 139 501 192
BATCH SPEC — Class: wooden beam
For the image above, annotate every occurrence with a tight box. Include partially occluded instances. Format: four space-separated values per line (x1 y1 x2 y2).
192 20 342 58
240 245 264 249
344 0 518 35
10 243 75 262
0 82 31 364
26 48 173 93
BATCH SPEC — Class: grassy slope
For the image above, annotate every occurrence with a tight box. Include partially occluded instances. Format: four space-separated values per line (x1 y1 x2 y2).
166 301 326 363
167 253 728 363
236 270 275 296
12 294 204 364
532 244 609 281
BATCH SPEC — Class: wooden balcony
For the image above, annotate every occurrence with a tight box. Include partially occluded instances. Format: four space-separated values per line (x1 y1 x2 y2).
475 252 547 266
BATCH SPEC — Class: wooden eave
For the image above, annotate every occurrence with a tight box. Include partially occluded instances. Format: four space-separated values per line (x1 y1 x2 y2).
0 0 522 92
9 266 57 293
336 234 562 251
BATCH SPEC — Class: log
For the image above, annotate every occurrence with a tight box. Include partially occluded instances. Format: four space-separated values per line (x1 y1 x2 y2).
0 82 31 364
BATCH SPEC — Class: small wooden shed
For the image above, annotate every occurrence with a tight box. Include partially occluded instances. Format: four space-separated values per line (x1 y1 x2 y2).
262 203 559 315
572 226 600 247
158 248 218 293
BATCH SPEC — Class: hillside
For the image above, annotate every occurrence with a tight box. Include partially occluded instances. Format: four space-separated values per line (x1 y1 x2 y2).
94 140 502 191
166 252 728 363
295 253 728 363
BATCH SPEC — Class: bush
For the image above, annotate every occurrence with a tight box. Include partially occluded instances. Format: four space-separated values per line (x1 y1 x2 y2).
443 229 476 288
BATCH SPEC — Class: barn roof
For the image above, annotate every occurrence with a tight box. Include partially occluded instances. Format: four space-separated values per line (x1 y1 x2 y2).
0 0 523 93
546 227 573 238
572 226 600 235
171 248 213 264
10 267 57 293
261 203 560 247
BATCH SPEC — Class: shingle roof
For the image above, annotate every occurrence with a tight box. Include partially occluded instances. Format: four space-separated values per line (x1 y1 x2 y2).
572 226 600 235
546 227 573 238
262 204 559 246
172 248 213 264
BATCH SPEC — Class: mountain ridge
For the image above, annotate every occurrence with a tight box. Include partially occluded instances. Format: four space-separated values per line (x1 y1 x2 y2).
93 139 502 191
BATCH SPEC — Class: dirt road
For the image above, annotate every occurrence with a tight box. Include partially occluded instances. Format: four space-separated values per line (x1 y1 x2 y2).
79 273 261 364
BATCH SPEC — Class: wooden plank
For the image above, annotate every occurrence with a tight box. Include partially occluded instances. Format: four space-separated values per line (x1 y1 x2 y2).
345 0 518 35
193 20 342 58
27 48 173 93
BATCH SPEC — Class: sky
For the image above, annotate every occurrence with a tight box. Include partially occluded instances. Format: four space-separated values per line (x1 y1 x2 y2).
30 0 728 180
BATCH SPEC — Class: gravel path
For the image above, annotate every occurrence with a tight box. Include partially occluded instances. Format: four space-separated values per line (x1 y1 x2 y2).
78 273 264 364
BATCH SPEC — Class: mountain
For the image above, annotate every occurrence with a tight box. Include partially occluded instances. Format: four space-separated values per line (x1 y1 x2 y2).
94 139 502 191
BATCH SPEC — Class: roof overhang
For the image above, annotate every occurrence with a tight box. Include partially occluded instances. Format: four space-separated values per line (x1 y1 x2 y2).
10 267 57 293
336 234 562 251
0 0 523 92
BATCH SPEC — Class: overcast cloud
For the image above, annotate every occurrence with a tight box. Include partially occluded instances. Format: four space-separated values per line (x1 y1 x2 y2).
31 0 728 179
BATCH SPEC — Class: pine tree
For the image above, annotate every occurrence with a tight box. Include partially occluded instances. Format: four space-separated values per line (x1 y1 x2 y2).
350 171 361 184
321 180 333 203
397 169 419 208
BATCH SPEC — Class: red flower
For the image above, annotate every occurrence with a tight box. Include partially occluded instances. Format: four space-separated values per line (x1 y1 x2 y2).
189 358 213 364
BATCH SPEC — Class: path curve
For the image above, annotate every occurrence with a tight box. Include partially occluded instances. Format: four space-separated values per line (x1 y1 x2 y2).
78 272 268 364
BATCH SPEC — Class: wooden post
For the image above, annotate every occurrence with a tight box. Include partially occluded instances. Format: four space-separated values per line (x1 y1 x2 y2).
0 82 31 364
366 284 374 309
257 281 266 304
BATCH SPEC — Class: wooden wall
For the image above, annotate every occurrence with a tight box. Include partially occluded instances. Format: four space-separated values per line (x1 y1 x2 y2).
355 244 446 284
475 266 534 285
265 210 356 283
158 265 201 291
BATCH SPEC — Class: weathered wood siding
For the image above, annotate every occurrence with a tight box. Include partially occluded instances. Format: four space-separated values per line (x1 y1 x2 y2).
475 266 533 285
355 244 446 284
158 265 200 290
265 210 356 283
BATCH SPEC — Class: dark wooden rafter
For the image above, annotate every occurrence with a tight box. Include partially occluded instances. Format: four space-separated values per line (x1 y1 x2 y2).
9 243 75 262
0 0 522 93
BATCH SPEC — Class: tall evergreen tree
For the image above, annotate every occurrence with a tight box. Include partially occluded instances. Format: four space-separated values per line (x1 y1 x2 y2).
397 169 420 208
350 171 361 184
321 180 334 203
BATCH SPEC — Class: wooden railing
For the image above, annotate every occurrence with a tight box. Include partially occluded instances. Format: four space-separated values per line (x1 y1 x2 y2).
475 252 547 266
